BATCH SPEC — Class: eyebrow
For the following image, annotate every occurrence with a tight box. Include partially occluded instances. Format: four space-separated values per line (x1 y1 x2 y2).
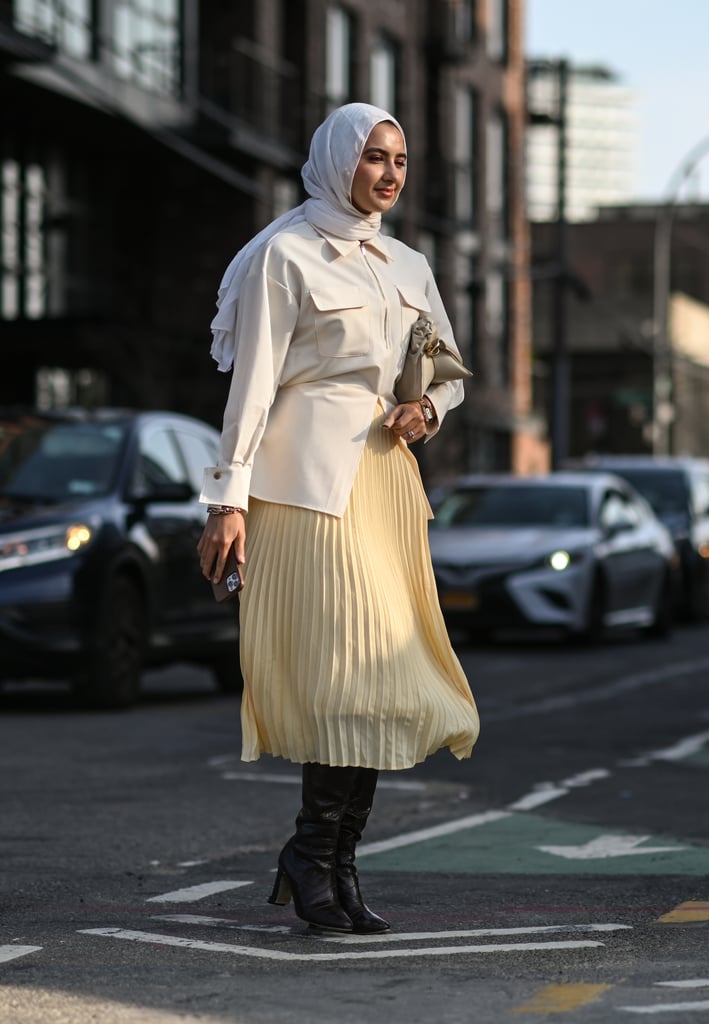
363 147 407 159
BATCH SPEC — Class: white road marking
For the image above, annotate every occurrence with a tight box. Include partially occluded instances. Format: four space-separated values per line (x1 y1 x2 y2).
149 917 629 942
562 768 612 787
509 787 568 810
152 915 292 933
146 881 253 903
358 809 511 858
79 928 604 961
621 1000 709 1014
0 945 42 964
538 834 686 860
649 729 709 763
655 981 709 989
220 770 424 791
318 923 631 944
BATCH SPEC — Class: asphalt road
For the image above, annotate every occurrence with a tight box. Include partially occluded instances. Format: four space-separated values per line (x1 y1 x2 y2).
2 621 709 1024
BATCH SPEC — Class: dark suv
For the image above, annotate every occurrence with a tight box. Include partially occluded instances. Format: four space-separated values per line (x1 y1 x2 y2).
573 456 709 619
0 407 241 707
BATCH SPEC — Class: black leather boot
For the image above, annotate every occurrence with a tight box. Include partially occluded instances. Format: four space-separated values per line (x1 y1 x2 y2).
269 763 358 932
336 768 391 934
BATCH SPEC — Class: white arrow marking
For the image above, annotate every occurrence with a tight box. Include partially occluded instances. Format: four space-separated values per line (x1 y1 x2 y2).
80 928 604 961
538 834 686 860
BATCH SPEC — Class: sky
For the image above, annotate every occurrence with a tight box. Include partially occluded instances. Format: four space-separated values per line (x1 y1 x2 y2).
525 0 709 202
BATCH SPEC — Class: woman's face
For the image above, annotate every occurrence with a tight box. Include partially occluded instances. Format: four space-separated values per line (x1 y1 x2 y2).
351 122 406 215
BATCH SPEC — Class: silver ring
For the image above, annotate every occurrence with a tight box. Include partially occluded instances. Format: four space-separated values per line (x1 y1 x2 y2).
406 430 415 439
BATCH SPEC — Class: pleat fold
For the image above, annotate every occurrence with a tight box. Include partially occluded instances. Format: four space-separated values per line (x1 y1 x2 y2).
239 404 480 770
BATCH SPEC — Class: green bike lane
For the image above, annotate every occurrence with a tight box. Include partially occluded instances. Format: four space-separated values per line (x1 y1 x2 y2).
360 735 709 878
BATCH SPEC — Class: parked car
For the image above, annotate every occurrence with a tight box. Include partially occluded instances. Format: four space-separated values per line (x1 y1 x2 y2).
427 472 678 642
569 455 709 620
0 407 241 708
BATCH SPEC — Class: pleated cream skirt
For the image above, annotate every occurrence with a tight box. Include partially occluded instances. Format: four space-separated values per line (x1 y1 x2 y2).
238 404 480 770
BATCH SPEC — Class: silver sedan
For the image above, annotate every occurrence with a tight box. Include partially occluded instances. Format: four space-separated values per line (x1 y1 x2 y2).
428 472 679 641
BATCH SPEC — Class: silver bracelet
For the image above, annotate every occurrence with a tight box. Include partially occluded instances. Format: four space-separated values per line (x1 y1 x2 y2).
207 504 246 516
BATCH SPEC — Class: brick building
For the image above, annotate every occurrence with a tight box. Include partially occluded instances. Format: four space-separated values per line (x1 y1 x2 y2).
0 0 546 488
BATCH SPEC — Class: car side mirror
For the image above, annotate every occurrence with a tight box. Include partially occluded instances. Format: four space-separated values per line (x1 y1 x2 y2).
604 519 633 538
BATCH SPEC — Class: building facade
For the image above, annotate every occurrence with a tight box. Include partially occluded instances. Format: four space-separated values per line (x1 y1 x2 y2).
532 203 709 457
0 0 546 488
526 63 637 223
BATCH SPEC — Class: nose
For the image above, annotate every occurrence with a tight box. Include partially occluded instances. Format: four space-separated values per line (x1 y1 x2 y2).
382 160 400 182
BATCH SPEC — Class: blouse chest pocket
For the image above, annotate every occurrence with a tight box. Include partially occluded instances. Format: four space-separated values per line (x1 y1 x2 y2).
310 287 370 358
397 285 432 338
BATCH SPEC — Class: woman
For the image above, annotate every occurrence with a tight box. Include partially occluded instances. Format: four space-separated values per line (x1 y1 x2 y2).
197 102 479 935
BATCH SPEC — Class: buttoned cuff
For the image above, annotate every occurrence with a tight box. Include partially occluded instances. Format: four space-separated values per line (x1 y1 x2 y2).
199 465 251 512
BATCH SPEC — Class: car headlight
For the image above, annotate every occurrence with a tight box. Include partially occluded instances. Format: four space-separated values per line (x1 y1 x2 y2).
0 523 95 572
532 549 586 572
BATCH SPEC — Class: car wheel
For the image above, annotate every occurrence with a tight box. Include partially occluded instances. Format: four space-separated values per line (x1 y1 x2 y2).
74 575 146 709
212 648 244 694
578 572 606 643
644 573 674 639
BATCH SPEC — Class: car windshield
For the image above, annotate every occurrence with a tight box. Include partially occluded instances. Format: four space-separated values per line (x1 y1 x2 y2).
605 468 689 518
432 484 590 529
0 416 127 502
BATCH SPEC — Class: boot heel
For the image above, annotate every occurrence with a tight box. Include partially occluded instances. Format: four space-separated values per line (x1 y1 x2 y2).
268 865 292 906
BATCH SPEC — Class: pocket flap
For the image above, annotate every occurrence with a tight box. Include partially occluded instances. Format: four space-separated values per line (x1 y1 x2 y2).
310 287 366 312
397 286 432 313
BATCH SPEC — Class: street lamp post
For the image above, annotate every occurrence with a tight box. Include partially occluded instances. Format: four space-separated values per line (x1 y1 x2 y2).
652 134 709 456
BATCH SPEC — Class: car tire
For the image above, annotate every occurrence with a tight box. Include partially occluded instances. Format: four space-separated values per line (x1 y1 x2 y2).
74 574 146 709
644 573 674 639
212 648 244 694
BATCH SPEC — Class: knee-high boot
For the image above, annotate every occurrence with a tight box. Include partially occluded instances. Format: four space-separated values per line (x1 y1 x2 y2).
268 762 358 932
336 768 391 934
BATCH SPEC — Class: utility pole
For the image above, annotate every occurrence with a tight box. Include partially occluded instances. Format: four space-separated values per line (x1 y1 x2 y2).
527 58 571 470
549 59 569 470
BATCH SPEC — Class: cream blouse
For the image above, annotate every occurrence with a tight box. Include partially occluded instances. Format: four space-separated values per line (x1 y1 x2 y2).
199 222 465 518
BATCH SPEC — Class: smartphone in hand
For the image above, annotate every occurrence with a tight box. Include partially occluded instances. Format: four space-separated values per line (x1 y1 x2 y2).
210 547 244 602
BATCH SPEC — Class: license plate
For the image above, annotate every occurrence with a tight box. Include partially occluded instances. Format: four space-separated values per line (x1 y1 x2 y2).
441 590 479 610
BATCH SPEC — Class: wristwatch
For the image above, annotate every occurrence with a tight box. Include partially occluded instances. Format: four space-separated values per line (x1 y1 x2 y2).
419 397 436 424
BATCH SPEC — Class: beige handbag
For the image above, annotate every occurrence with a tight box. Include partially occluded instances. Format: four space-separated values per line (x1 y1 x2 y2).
394 315 472 404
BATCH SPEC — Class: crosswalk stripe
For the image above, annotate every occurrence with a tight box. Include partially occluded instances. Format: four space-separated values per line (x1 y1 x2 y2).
146 881 252 903
0 946 42 964
621 1000 709 1014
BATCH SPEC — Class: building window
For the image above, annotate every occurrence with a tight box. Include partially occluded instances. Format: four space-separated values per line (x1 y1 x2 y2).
1 159 47 320
486 110 508 243
453 85 477 223
14 0 94 59
486 0 507 63
113 0 182 97
370 34 398 113
325 5 355 112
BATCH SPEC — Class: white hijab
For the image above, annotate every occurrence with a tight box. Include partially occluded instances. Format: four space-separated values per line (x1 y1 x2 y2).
210 102 406 371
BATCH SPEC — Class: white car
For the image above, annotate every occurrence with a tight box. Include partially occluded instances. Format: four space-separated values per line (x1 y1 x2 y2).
428 472 678 641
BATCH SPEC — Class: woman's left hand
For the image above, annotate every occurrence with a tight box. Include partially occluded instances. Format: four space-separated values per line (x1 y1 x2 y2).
382 401 426 443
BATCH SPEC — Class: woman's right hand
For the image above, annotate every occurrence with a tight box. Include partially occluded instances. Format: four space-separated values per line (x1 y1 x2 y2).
197 512 246 584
